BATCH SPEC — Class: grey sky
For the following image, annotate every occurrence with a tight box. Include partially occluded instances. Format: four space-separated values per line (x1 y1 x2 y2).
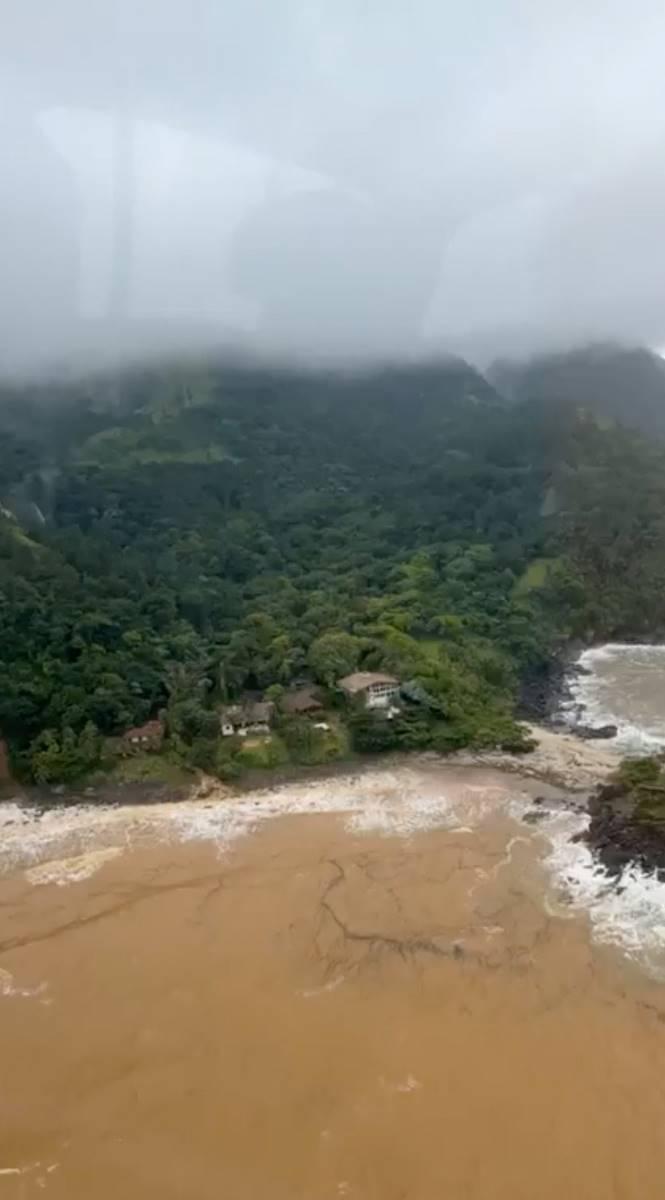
3 0 665 371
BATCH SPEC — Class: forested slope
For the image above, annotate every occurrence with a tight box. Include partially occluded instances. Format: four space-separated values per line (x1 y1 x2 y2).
1 356 663 783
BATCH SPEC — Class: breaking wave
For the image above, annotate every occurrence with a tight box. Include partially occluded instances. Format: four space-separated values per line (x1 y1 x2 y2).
4 759 665 977
0 770 531 876
541 805 665 980
562 643 665 753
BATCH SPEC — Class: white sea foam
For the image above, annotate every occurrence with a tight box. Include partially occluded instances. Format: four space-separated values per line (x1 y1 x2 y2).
0 968 49 1001
346 780 533 837
25 847 123 886
0 801 139 871
299 976 346 999
540 806 665 979
564 643 665 753
346 790 455 837
0 770 533 882
5 758 665 978
380 1074 422 1094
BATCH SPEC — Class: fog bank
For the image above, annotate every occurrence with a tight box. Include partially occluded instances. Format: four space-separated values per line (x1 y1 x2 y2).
4 2 665 372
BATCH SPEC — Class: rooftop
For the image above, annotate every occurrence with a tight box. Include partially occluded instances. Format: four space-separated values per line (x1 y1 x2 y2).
221 701 274 724
281 687 323 714
123 719 164 740
337 672 398 693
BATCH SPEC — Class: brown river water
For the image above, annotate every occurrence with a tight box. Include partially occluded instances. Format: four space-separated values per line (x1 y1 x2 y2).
2 763 665 1199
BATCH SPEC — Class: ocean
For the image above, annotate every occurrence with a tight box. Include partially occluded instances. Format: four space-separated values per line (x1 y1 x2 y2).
563 643 665 752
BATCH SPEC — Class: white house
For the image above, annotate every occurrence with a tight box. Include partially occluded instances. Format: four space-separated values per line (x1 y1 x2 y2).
337 672 400 710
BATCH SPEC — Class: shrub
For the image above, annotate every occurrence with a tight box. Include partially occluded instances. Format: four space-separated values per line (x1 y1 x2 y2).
234 735 289 770
617 757 663 790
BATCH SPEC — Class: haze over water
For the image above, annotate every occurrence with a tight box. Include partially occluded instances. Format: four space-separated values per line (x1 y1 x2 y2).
3 764 665 1198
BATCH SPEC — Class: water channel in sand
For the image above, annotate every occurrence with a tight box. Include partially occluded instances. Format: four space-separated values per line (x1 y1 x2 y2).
3 763 665 1199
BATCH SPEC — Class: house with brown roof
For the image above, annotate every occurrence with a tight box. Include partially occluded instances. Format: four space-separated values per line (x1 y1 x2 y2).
220 700 274 737
121 719 165 753
281 686 324 717
337 672 400 710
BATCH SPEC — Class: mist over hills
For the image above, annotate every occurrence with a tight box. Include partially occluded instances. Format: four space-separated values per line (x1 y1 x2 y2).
490 343 665 436
1 343 665 784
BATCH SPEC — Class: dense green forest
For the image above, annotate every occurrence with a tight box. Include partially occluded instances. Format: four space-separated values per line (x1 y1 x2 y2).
1 351 664 785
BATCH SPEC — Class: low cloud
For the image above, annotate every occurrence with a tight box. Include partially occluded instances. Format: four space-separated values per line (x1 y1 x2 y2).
3 1 665 372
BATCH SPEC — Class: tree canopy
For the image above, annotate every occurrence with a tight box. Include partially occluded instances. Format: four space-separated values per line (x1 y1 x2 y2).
0 354 662 783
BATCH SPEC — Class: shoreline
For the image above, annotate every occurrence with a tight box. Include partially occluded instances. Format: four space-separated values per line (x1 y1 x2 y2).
451 722 620 792
1 722 621 815
0 724 622 882
5 727 665 975
563 642 665 752
0 759 563 883
3 740 665 979
517 639 585 724
1 636 630 815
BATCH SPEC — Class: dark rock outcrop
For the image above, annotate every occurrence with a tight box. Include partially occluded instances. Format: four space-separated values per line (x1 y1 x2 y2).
517 656 568 721
585 775 665 877
576 724 618 740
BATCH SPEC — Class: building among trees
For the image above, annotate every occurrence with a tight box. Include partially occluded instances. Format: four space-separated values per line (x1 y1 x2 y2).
220 702 274 737
337 673 400 710
281 687 324 717
121 719 165 753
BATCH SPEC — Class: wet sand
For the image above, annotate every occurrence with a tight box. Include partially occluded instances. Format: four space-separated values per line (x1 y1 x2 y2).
2 768 665 1198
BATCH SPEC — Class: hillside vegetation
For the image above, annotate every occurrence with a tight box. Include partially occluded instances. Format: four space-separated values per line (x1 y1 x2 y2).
1 353 664 783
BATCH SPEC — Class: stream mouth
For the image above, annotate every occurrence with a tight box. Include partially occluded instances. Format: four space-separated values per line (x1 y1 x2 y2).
2 764 665 1198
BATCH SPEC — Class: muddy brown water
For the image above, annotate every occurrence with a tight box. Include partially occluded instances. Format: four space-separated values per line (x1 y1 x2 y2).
2 772 665 1199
